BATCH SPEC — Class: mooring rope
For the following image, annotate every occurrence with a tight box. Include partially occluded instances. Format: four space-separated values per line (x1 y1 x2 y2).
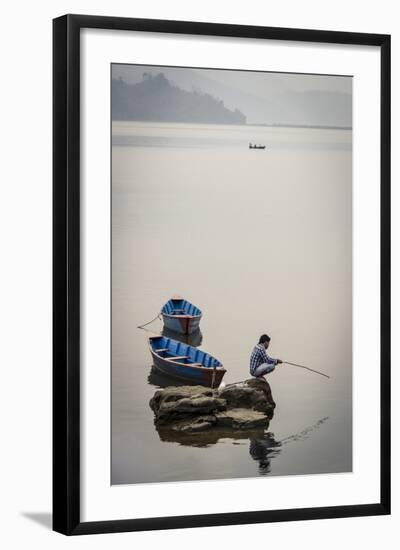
137 313 162 330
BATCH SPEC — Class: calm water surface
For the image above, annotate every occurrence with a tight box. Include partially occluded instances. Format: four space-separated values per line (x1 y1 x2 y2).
111 122 352 484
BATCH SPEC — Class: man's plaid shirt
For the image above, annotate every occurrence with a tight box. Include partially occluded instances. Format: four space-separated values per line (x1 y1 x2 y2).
249 344 277 375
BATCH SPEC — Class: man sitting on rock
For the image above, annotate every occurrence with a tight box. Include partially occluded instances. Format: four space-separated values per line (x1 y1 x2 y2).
250 334 282 378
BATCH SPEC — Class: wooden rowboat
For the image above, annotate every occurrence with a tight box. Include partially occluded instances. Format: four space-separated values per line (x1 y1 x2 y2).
148 335 226 388
161 295 202 335
249 143 266 150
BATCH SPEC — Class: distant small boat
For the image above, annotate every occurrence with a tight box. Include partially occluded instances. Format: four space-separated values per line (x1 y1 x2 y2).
148 335 226 387
249 143 266 150
161 295 202 335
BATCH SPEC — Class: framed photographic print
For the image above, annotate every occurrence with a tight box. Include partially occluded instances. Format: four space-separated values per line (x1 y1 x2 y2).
53 14 390 535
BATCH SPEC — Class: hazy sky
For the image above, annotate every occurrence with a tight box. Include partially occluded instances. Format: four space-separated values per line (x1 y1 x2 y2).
112 64 352 127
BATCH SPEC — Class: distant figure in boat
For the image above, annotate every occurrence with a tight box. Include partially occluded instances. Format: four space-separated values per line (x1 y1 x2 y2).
249 143 266 150
250 334 282 378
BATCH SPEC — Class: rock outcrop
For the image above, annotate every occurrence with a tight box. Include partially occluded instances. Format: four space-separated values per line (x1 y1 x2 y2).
149 378 275 433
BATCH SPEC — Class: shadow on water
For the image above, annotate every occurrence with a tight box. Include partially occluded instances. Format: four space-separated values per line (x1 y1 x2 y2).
249 416 330 475
147 365 225 389
157 425 270 447
154 416 329 474
156 424 282 473
147 366 196 388
249 434 282 475
161 326 203 347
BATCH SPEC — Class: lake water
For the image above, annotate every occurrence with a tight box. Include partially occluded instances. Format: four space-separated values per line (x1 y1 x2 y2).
111 121 352 485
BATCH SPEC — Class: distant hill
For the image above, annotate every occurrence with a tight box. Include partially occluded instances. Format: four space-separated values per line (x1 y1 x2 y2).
112 72 246 125
112 64 352 128
112 65 352 128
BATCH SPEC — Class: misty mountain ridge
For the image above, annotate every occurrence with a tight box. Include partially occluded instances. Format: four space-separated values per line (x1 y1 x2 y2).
112 65 352 128
112 73 246 125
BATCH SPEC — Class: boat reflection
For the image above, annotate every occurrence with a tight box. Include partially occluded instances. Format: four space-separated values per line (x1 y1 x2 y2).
147 366 196 388
161 326 203 347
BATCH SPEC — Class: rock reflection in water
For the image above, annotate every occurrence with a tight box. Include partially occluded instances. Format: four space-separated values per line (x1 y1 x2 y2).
154 417 329 475
156 424 281 473
157 424 267 446
161 326 203 347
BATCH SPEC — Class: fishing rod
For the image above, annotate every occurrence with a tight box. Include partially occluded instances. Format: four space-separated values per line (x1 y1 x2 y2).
282 361 330 379
223 361 330 387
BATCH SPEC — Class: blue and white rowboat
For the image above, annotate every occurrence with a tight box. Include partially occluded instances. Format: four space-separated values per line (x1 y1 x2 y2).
148 335 226 388
161 295 202 335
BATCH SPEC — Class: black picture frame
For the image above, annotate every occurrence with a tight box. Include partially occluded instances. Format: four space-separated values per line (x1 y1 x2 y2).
53 14 391 535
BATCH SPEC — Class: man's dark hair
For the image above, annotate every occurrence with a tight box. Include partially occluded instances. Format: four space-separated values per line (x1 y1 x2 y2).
259 334 271 344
